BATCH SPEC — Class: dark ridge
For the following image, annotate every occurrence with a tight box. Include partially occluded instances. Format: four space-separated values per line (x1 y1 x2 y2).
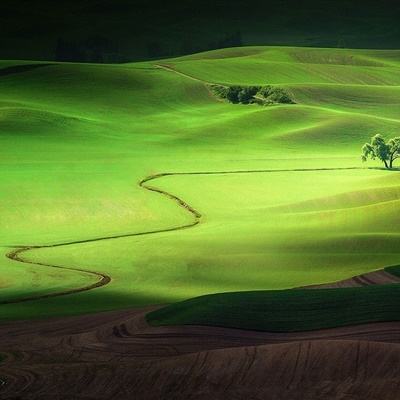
0 63 54 77
1 0 400 62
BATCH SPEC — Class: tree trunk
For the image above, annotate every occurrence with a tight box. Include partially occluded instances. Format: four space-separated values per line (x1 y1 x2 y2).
384 159 389 169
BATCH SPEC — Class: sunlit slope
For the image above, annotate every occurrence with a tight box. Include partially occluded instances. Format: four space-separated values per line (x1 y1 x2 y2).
9 168 400 320
291 84 400 121
1 46 400 319
175 47 400 66
0 62 220 245
156 46 400 149
163 47 400 85
0 248 99 304
3 54 391 245
0 62 214 120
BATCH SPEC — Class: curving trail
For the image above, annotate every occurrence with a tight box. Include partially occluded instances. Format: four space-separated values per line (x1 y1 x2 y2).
155 63 214 84
3 171 203 305
4 166 372 305
2 247 111 305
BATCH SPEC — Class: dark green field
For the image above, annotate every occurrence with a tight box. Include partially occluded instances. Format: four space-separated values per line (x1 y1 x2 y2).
148 278 400 332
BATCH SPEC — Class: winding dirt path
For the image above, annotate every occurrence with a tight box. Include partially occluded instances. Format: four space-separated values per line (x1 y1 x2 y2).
3 171 204 305
2 247 111 305
4 166 378 305
155 63 215 84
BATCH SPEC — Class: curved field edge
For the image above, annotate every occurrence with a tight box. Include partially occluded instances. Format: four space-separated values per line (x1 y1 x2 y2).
1 173 202 305
386 265 400 278
2 247 111 305
4 168 400 331
146 281 400 332
2 166 387 308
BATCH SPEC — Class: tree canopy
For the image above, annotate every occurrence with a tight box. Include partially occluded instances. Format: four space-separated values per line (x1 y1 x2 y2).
209 84 295 105
362 134 400 169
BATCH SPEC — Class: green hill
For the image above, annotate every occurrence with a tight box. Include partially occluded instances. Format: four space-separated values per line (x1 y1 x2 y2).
1 46 400 322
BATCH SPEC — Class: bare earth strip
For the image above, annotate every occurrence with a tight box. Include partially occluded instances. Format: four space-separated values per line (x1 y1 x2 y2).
305 269 400 289
155 63 215 84
1 308 400 399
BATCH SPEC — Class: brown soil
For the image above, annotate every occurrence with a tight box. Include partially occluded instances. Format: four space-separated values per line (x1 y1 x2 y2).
305 269 400 289
1 307 400 399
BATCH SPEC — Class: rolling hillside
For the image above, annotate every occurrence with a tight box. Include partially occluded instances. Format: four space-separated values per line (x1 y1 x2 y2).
1 46 400 320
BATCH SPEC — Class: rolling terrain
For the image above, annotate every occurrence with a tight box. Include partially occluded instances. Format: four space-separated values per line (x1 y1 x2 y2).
2 46 400 318
1 46 400 398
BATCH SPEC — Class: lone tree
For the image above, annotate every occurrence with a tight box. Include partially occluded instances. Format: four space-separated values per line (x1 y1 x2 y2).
362 134 400 169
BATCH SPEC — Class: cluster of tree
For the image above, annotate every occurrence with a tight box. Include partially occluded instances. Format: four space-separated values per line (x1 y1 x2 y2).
55 36 125 63
257 86 295 104
362 134 400 169
210 84 295 105
225 86 260 104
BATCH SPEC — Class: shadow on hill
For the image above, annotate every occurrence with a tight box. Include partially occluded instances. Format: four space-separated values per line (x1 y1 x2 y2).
0 287 166 322
0 64 54 77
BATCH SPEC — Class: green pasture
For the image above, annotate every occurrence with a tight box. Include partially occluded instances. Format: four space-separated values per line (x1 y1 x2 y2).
147 284 400 332
1 46 400 322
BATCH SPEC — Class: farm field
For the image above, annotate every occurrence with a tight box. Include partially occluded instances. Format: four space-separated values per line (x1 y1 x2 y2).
3 45 400 400
1 46 400 323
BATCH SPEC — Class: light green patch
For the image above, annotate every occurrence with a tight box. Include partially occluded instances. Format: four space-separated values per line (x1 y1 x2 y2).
1 46 400 320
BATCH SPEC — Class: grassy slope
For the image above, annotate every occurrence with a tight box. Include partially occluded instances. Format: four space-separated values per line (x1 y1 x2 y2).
147 285 400 332
1 46 400 321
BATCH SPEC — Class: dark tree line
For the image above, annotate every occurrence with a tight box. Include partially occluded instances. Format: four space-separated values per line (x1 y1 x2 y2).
56 31 243 62
55 36 124 63
147 31 243 59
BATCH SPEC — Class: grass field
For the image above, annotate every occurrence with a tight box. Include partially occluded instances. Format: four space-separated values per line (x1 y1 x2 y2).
1 46 400 323
147 284 400 332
